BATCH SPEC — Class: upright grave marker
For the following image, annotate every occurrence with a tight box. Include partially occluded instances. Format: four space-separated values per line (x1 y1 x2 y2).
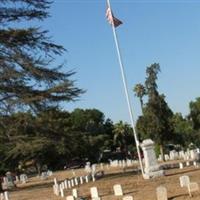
156 186 167 200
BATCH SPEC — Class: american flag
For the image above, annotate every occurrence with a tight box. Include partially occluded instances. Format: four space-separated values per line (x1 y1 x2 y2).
106 7 122 28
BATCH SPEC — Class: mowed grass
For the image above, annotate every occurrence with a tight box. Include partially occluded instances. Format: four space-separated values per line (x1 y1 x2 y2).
9 164 200 200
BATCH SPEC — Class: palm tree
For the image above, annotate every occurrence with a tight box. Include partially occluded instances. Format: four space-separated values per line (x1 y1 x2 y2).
113 121 131 154
133 83 146 113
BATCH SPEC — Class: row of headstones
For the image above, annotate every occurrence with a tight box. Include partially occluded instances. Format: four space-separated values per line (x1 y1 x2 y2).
156 175 199 200
158 148 200 161
0 192 9 200
53 174 96 197
60 184 133 200
1 174 28 190
109 159 136 168
179 160 199 169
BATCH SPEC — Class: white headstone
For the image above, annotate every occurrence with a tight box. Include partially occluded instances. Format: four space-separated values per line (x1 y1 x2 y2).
64 180 68 189
180 175 190 187
4 191 9 200
179 163 183 169
186 161 190 166
68 180 71 188
80 176 83 184
74 177 78 185
123 196 133 200
113 184 123 196
71 179 74 187
85 175 89 183
188 182 199 197
72 188 78 198
60 187 64 197
156 186 167 200
90 187 99 199
66 195 75 200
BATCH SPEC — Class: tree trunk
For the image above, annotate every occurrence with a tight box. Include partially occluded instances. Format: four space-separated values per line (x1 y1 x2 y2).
35 162 42 175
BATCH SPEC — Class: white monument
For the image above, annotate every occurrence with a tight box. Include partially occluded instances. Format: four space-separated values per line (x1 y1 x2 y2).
141 139 164 179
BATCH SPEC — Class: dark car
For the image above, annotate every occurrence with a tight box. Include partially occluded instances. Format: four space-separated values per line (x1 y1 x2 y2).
65 158 86 169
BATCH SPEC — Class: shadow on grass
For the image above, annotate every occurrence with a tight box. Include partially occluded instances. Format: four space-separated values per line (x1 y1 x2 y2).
11 181 53 192
168 193 189 200
103 170 141 181
165 168 200 177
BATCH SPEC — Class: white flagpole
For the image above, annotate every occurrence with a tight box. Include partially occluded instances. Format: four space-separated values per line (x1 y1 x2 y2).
107 0 144 176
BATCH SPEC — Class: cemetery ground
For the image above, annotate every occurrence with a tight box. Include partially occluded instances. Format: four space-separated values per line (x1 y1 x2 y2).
9 163 200 200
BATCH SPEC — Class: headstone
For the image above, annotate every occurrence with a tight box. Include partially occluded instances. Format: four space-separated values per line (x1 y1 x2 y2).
74 177 78 185
54 178 58 185
64 180 68 189
80 176 83 184
66 195 75 200
4 191 9 200
179 163 183 169
113 184 123 196
5 172 15 189
122 196 133 200
72 188 78 198
156 186 167 200
180 175 190 187
41 172 48 180
85 175 89 183
15 176 19 183
90 187 99 199
68 180 71 188
186 161 190 166
71 179 74 187
20 174 28 184
141 139 164 179
60 187 64 197
188 182 199 197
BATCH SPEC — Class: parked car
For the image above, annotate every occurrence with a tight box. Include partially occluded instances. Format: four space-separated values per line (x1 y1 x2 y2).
65 158 86 169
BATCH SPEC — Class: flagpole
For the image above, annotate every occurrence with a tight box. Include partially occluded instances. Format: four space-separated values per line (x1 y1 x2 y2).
107 0 144 176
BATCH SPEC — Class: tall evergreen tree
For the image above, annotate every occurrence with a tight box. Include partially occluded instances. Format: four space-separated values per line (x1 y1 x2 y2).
0 0 84 114
0 0 84 173
136 63 173 161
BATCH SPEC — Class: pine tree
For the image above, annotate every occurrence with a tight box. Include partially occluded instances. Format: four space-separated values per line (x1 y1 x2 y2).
0 0 84 114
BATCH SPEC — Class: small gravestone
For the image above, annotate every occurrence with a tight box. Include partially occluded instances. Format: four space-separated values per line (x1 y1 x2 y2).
5 172 15 189
186 161 190 166
80 176 83 184
90 187 100 199
71 179 74 187
74 177 78 185
54 178 57 185
4 191 9 200
180 175 190 187
60 187 64 197
72 188 78 198
85 175 89 183
123 196 133 200
68 180 71 188
66 195 75 200
20 174 28 184
156 186 167 200
113 184 123 196
179 163 183 169
64 180 68 189
188 182 199 197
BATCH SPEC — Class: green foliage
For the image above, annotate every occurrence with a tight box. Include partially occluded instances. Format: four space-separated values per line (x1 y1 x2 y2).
171 113 194 146
0 0 84 114
189 97 200 130
136 64 173 146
